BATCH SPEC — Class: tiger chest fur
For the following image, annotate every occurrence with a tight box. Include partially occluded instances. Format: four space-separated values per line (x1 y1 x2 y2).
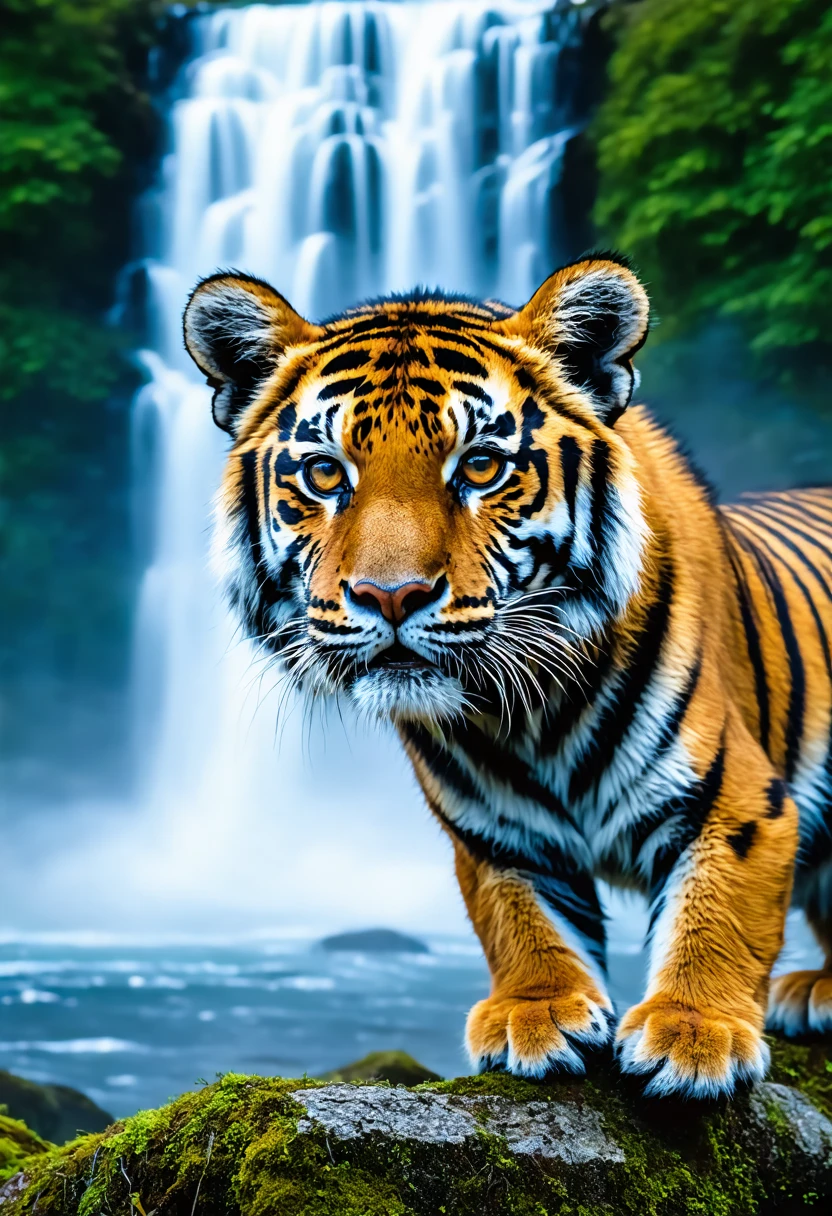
184 256 832 1099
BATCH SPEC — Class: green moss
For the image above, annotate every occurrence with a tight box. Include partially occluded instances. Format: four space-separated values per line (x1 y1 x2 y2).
320 1051 440 1086
2 1050 831 1216
768 1038 832 1120
234 1113 411 1216
423 1070 560 1102
0 1116 50 1184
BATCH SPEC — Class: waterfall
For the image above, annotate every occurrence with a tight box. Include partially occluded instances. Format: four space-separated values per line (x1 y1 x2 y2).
121 0 594 930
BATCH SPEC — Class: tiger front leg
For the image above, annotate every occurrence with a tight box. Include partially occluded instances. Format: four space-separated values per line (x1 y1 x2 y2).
452 837 614 1078
617 740 799 1099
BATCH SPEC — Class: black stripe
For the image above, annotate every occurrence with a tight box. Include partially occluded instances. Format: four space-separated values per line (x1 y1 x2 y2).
647 737 726 908
449 719 572 821
732 524 806 782
425 799 606 967
244 360 308 433
560 435 581 525
321 348 370 376
403 724 483 805
317 376 366 401
411 377 445 397
766 779 787 819
241 449 263 573
724 529 771 752
727 820 757 859
432 346 488 378
771 496 832 534
238 448 287 637
568 556 675 803
748 503 832 590
733 511 832 827
735 511 832 692
427 330 487 353
542 642 614 751
471 334 519 363
454 380 492 404
606 650 702 830
588 439 611 554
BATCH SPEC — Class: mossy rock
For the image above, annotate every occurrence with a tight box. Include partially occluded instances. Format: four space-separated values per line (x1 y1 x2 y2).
0 1072 112 1145
0 1117 50 1186
319 1051 441 1086
0 1039 831 1214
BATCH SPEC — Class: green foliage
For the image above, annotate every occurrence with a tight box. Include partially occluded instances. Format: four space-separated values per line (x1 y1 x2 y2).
0 0 163 780
0 0 161 370
594 0 832 377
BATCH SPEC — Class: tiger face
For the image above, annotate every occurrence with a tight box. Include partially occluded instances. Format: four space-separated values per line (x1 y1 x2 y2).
183 257 650 724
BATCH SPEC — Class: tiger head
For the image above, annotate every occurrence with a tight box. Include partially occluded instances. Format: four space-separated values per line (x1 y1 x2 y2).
183 256 650 725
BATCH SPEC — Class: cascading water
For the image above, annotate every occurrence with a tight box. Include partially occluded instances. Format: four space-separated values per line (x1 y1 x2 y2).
123 0 596 929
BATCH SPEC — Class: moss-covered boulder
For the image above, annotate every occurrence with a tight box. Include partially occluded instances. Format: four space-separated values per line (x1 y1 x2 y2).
319 1051 441 1086
0 1072 112 1145
0 1040 830 1214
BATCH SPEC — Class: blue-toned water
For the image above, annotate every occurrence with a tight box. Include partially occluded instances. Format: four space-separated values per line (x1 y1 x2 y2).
1 908 820 1119
0 935 487 1118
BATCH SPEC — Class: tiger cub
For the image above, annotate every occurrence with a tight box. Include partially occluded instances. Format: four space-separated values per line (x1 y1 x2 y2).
183 256 832 1098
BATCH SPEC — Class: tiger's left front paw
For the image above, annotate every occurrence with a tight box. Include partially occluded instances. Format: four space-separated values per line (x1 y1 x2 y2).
616 996 769 1099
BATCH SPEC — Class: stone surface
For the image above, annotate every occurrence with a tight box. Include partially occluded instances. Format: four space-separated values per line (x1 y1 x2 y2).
292 1084 625 1165
473 1095 626 1165
749 1082 832 1168
293 1084 479 1145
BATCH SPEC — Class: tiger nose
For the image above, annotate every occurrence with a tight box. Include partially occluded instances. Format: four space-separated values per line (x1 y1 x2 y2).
349 579 438 624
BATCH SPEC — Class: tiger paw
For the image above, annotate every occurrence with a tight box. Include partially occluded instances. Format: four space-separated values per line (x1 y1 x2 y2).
768 969 832 1036
616 996 769 1099
466 991 615 1079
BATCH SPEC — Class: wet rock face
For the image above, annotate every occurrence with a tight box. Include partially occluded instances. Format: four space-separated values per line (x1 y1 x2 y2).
745 1083 832 1199
293 1084 625 1165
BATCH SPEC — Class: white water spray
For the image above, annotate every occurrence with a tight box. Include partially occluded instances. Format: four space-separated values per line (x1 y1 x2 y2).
115 0 591 931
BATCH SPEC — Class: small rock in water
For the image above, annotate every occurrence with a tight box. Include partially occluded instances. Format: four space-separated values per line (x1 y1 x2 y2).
318 1051 440 1086
318 927 429 953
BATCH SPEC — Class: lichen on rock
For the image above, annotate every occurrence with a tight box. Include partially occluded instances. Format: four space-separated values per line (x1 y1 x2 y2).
0 1039 830 1214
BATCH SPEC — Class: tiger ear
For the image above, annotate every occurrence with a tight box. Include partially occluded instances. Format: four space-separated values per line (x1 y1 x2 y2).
495 256 650 425
183 272 323 434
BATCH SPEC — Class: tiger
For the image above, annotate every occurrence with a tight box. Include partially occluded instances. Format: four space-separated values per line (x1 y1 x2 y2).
183 254 832 1099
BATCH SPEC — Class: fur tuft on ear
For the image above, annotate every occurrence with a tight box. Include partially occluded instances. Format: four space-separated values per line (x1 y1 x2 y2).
495 256 650 425
183 272 322 434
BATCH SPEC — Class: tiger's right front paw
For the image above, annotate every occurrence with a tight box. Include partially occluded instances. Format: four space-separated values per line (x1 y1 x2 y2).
466 990 615 1078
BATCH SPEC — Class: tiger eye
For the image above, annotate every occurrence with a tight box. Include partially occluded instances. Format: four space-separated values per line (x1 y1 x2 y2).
305 456 346 495
460 452 504 488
